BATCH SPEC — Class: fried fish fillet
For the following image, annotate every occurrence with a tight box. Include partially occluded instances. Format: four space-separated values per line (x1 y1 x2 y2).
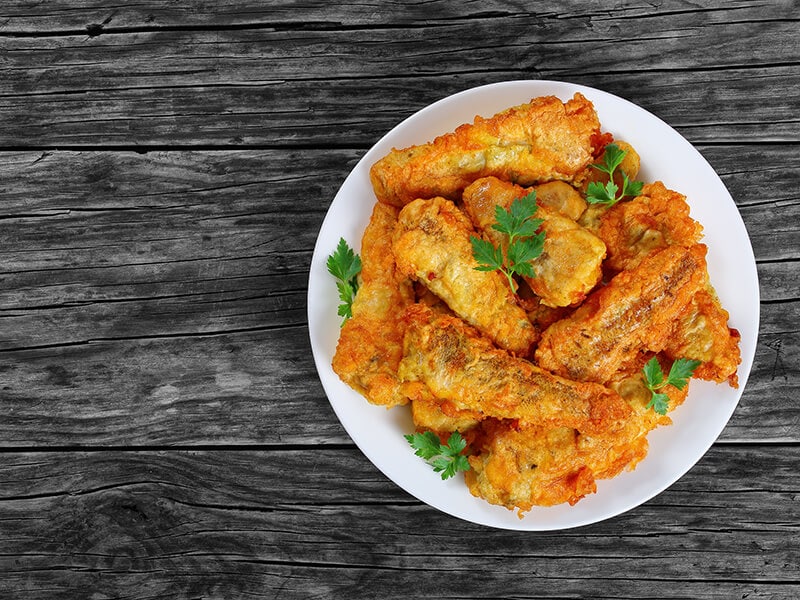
535 244 709 384
331 202 415 407
589 182 739 385
466 355 684 512
462 176 606 307
465 390 665 512
393 196 538 356
398 304 631 434
533 180 587 221
410 396 482 435
466 421 599 510
595 181 704 272
663 287 741 386
370 93 603 207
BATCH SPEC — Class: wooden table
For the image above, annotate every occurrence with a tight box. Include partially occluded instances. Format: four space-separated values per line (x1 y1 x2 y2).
1 2 798 598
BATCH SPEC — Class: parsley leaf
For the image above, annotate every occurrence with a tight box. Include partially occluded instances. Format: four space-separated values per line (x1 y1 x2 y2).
621 174 644 199
586 143 644 207
471 191 546 293
405 431 471 480
326 238 362 324
642 356 702 415
666 358 703 390
471 237 504 272
586 180 618 206
593 142 627 176
648 392 670 416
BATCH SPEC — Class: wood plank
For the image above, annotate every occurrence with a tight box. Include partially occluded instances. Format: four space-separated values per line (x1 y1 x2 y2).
0 327 350 445
2 69 798 148
702 145 800 263
0 150 335 350
1 446 798 599
1 0 792 32
0 9 797 147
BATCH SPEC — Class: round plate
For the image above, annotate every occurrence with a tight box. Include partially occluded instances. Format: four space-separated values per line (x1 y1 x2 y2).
307 80 759 531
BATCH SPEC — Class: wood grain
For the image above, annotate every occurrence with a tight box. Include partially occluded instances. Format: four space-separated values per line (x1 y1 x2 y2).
0 0 783 31
0 3 798 147
1 0 798 596
1 446 798 599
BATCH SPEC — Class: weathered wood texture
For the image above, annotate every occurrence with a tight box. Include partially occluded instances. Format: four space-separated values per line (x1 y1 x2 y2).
1 446 798 599
1 0 799 598
0 2 798 147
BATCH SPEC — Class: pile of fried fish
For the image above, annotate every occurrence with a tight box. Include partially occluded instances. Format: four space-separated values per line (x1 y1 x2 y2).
331 93 741 515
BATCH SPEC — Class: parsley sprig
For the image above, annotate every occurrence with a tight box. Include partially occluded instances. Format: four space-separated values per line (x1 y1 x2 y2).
326 237 362 324
586 143 644 207
470 191 545 293
642 356 702 415
405 431 471 480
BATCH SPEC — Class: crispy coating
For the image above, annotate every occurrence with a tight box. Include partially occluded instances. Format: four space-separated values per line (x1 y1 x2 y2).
398 304 631 434
535 245 709 384
370 93 603 207
596 181 704 272
410 397 482 435
533 180 587 221
466 355 685 513
331 202 415 407
466 422 598 510
393 196 538 356
462 176 606 307
663 287 741 387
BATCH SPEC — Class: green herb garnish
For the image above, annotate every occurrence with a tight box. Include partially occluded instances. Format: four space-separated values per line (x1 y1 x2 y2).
405 431 471 480
642 356 702 415
586 143 644 207
326 237 362 324
470 191 545 293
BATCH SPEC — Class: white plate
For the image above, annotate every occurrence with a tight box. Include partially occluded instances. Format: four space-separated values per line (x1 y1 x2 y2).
307 80 759 531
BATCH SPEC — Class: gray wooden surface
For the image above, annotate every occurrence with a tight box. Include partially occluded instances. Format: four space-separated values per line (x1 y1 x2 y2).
1 1 798 598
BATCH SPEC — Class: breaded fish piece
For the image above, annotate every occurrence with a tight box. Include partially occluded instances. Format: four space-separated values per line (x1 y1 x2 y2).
466 356 685 512
465 407 656 512
462 176 606 307
535 245 709 384
595 181 704 272
410 397 482 436
663 287 741 387
466 422 598 510
370 93 603 207
398 304 631 434
393 197 537 356
332 202 415 407
533 180 587 221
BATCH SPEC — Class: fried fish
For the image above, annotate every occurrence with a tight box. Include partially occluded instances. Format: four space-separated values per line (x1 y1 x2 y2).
331 202 415 407
462 176 606 307
535 244 709 384
393 196 538 356
663 287 741 387
466 355 682 513
398 304 631 434
595 181 704 273
370 93 603 207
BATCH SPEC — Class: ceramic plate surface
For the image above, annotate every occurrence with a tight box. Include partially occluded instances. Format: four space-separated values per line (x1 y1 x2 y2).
307 80 759 530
